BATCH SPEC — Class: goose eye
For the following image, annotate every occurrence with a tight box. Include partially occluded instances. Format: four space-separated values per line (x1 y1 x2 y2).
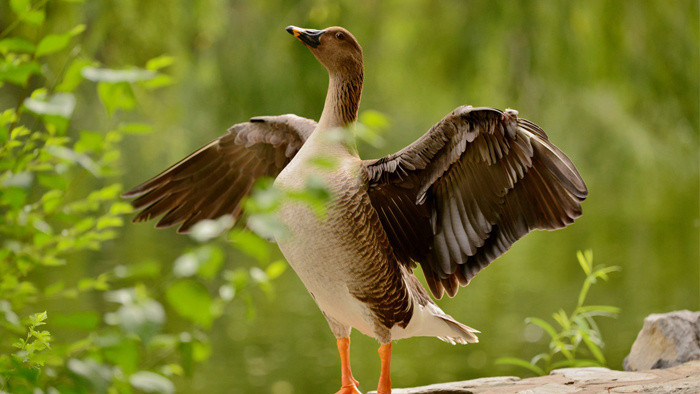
335 32 344 40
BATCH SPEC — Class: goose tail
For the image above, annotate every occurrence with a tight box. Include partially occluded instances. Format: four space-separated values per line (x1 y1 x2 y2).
436 314 479 345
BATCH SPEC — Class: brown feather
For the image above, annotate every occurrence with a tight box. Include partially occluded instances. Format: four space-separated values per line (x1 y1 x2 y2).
364 106 587 298
123 115 317 233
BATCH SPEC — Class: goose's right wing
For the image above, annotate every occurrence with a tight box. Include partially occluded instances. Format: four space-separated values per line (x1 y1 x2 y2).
363 107 587 298
123 114 317 233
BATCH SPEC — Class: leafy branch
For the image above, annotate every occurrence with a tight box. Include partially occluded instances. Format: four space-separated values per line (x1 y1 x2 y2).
496 250 621 375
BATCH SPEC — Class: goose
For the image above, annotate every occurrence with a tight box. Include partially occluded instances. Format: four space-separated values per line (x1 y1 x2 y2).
123 26 588 394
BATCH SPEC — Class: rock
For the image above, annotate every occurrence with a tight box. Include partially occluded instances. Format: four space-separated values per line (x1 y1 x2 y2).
549 366 657 383
366 376 520 393
367 361 700 393
623 310 700 371
515 382 579 393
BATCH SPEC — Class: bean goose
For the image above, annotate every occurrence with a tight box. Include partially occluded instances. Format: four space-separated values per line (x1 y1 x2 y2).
123 26 587 393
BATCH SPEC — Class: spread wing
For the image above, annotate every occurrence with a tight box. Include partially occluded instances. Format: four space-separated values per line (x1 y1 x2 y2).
122 114 317 233
363 106 587 299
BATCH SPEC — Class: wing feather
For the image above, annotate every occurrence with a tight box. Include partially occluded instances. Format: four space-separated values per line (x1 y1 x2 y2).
364 106 587 298
123 114 317 233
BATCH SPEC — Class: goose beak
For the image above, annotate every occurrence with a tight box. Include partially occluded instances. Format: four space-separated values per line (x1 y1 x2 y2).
286 25 325 48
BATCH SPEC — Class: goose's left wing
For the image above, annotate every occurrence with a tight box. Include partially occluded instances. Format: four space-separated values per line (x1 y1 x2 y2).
363 106 587 299
123 114 316 233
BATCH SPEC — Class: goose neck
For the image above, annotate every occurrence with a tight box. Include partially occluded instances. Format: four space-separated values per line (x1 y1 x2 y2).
318 70 363 130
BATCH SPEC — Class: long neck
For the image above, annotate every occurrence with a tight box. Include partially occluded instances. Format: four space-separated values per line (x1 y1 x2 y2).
318 68 363 130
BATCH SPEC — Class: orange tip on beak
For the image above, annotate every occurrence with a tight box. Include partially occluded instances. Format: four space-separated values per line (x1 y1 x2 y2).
285 25 325 48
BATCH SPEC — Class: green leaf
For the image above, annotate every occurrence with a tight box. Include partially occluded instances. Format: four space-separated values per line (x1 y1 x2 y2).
97 82 136 115
142 74 174 89
129 371 175 394
359 109 390 130
10 124 30 139
10 0 44 24
69 24 87 36
197 246 224 280
1 186 27 208
0 60 41 85
265 260 287 280
548 359 577 370
0 38 35 54
114 260 160 279
74 130 104 153
553 340 574 360
56 58 93 92
109 202 133 215
530 352 549 367
576 250 591 276
37 173 68 191
525 317 558 340
165 280 214 328
495 357 545 376
23 9 45 25
592 265 621 281
33 232 52 247
28 311 48 326
577 305 620 317
103 340 139 374
96 215 123 229
580 331 606 364
192 340 211 362
35 33 72 58
88 184 123 201
228 229 270 262
24 93 76 119
160 364 184 377
118 122 153 134
146 55 175 71
552 309 571 330
0 108 15 125
10 0 30 14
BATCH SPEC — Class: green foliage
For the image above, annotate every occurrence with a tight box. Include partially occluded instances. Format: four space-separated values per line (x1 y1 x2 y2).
496 250 621 375
0 2 291 392
13 312 51 367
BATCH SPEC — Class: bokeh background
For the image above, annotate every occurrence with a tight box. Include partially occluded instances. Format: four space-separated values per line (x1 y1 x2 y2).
6 0 699 392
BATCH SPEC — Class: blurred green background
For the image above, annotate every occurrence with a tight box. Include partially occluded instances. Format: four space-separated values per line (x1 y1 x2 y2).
5 0 699 392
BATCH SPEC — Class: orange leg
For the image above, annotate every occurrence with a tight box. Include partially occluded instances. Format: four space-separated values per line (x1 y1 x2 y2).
336 337 361 394
377 343 392 394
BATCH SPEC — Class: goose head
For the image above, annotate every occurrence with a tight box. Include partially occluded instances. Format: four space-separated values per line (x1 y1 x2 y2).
286 26 363 77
